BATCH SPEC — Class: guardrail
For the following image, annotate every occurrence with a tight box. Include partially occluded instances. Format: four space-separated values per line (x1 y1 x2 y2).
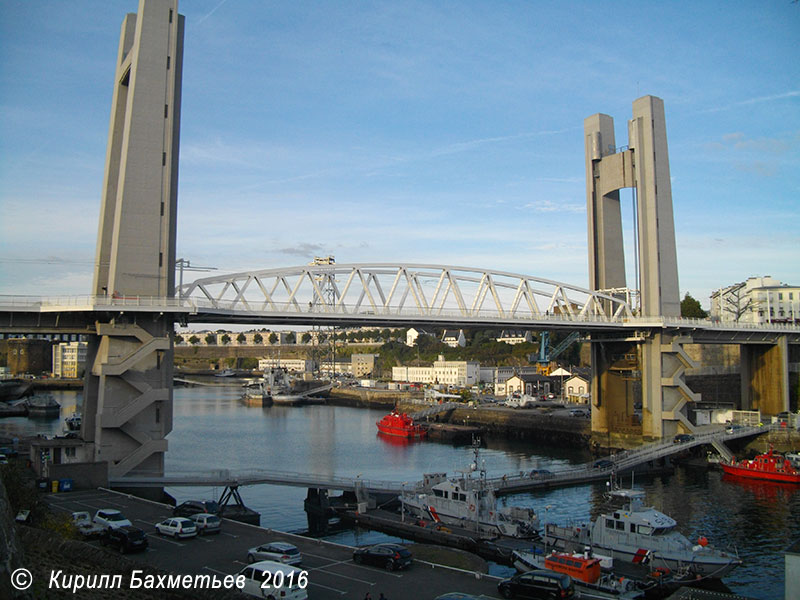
2 294 798 332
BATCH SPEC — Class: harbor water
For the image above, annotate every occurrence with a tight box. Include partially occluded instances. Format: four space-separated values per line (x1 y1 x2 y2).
2 385 798 599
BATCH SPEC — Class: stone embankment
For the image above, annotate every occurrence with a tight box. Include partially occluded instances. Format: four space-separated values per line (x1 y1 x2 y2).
328 388 591 446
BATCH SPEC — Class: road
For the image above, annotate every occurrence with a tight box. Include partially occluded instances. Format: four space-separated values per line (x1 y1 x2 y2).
44 488 503 599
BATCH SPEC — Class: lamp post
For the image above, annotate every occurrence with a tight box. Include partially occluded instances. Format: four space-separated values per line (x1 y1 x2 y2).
401 482 407 523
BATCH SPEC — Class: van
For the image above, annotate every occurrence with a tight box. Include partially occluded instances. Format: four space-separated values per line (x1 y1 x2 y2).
238 560 308 600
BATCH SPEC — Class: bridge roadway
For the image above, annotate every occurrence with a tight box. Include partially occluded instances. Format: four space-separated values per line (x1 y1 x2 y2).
109 424 772 494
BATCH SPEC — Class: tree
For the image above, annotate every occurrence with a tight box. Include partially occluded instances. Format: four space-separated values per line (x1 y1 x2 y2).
221 334 231 345
236 333 246 345
204 333 216 345
253 332 263 345
301 332 312 344
174 334 184 345
681 293 708 318
269 332 278 344
286 332 296 344
188 335 200 345
720 283 753 322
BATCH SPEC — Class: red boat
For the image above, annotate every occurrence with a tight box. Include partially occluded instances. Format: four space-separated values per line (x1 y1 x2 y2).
376 410 427 438
720 447 800 484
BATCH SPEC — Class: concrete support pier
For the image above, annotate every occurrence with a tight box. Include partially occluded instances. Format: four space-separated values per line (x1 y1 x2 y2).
83 0 184 482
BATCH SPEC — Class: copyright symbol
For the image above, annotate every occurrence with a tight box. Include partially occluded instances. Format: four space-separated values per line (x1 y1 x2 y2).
11 568 33 591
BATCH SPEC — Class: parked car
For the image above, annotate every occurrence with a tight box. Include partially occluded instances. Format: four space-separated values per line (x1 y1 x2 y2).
101 525 148 553
569 409 589 418
172 499 220 517
237 560 307 599
189 512 221 535
155 517 197 539
673 434 695 444
72 511 105 537
497 570 575 599
0 454 8 465
93 509 132 530
725 424 744 434
592 459 615 470
352 543 412 571
247 541 302 565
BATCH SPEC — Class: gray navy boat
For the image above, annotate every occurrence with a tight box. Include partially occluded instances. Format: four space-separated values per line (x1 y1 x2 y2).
544 487 741 578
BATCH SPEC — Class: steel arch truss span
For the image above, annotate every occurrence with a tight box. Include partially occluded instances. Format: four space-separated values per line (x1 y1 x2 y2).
179 264 633 326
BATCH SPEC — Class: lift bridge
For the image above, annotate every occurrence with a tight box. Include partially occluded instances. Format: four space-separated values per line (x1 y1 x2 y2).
2 0 798 493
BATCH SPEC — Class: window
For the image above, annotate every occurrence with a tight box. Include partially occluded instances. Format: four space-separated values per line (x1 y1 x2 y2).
605 518 614 529
615 521 625 530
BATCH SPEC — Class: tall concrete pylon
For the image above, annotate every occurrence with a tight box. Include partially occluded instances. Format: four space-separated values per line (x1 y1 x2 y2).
84 0 184 481
585 96 698 442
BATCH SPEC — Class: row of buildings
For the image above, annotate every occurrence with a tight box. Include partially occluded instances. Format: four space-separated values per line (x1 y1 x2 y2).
710 276 799 324
390 354 589 401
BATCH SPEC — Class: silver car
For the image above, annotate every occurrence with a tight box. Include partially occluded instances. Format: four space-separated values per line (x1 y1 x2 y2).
247 541 302 565
189 512 221 535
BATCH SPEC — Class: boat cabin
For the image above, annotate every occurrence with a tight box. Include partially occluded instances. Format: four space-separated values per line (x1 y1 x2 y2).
544 552 601 583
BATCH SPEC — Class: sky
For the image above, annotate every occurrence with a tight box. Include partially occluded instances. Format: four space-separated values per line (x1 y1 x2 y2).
1 0 798 310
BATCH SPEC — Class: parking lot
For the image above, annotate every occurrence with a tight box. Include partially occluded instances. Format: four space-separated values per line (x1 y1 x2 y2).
45 488 502 599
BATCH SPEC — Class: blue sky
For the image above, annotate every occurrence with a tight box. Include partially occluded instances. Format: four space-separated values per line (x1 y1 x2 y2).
1 0 798 309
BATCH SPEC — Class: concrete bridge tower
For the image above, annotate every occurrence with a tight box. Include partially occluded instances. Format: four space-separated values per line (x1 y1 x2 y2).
84 0 184 479
585 96 699 442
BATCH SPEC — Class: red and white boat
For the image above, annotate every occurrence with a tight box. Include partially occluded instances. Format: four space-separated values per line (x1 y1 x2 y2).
376 410 427 438
720 447 800 484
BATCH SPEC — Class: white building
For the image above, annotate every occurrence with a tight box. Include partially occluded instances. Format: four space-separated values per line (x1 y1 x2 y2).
258 358 314 373
392 355 479 387
406 327 433 347
496 330 533 345
564 375 590 404
441 329 466 348
710 276 799 324
52 341 87 378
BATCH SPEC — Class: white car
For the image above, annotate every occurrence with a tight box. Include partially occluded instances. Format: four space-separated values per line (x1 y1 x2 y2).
93 509 132 530
155 517 197 538
247 541 302 565
238 561 307 599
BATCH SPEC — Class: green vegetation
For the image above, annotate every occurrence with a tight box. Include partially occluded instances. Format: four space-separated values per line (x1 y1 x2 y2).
681 292 708 318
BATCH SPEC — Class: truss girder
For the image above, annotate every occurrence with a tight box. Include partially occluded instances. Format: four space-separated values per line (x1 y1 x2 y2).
178 263 633 323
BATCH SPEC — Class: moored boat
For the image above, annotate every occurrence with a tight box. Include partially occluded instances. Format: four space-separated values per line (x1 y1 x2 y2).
0 378 34 402
26 394 61 418
376 410 427 438
512 549 646 599
720 447 800 484
64 412 82 431
402 441 539 539
544 486 741 577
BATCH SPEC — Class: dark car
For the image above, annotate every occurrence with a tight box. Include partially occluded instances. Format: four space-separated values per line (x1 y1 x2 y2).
529 469 553 479
592 459 615 470
498 570 574 599
673 434 695 444
352 543 412 571
172 500 220 517
100 525 148 554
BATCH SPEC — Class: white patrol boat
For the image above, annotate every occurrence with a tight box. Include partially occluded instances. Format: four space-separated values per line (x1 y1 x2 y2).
544 486 741 577
402 441 539 539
